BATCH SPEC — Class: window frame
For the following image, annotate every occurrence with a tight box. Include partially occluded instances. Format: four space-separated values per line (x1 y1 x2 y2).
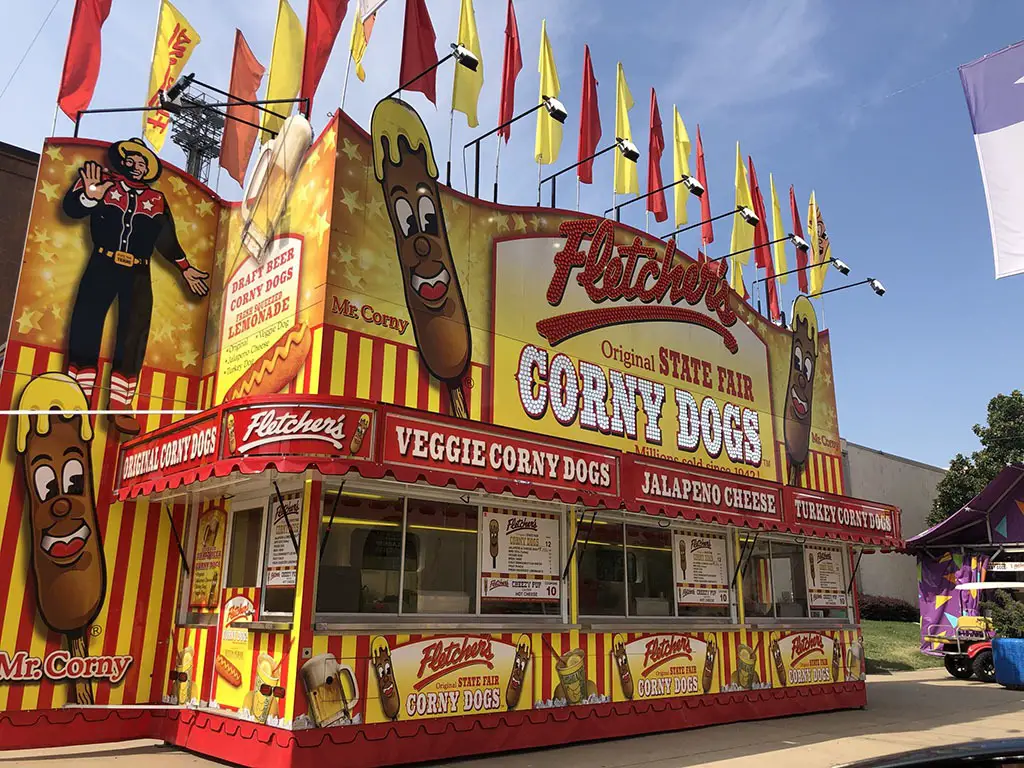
312 481 568 624
259 487 305 618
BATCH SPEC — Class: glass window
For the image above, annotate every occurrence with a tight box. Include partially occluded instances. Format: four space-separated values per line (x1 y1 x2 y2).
405 500 478 614
676 530 732 619
262 491 303 615
578 521 626 616
316 492 408 614
226 507 262 587
481 508 560 616
770 541 808 618
742 538 774 618
626 525 673 617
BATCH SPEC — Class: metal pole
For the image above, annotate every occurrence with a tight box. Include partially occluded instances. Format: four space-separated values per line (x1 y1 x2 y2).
551 174 556 208
493 139 501 203
474 140 481 198
446 109 454 187
339 50 354 115
576 177 580 211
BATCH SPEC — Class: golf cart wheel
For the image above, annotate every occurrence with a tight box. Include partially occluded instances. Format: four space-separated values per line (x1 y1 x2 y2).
973 649 996 683
944 654 973 679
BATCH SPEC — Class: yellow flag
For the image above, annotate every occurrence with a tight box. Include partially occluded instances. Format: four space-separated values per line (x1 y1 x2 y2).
769 173 789 285
672 106 691 227
452 0 484 128
614 63 637 195
729 141 754 294
350 4 369 82
261 0 304 141
142 0 201 152
534 20 561 165
808 190 831 295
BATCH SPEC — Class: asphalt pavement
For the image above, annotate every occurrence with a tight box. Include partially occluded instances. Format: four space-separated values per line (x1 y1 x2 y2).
2 669 1022 767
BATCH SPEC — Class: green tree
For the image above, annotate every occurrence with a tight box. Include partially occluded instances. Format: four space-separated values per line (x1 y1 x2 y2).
928 390 1024 527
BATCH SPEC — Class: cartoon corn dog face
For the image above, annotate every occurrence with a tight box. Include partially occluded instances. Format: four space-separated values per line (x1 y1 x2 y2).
489 518 500 568
505 634 532 710
370 98 471 384
371 636 400 721
349 413 370 454
784 296 818 482
612 634 633 700
16 373 105 634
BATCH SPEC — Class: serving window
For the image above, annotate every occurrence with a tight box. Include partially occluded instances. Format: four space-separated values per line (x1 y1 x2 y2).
579 517 734 621
315 488 564 620
740 536 850 621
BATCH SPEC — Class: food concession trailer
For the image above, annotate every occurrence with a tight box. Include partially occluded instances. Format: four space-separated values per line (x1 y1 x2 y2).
0 99 901 767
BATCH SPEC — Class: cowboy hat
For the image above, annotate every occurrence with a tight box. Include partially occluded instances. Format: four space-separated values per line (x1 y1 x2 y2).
108 138 161 183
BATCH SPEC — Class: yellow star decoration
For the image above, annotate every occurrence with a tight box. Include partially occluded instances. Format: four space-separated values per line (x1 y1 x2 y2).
38 180 61 202
50 304 64 323
44 146 64 163
339 188 361 214
340 138 361 162
1016 500 1024 516
322 128 336 151
311 211 330 246
168 176 188 195
495 215 511 233
365 197 386 220
511 213 527 233
335 244 356 266
15 308 42 334
195 199 214 217
38 247 56 264
296 180 313 204
30 227 50 246
528 215 547 231
65 155 87 173
176 346 199 368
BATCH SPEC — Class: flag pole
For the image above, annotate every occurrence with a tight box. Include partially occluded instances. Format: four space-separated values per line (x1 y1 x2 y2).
339 50 354 114
576 177 580 211
493 138 501 203
446 109 455 187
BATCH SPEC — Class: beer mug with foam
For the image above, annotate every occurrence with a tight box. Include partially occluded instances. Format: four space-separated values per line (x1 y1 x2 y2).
301 653 358 727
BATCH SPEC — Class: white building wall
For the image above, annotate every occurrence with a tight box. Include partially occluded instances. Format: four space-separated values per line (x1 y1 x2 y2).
841 440 946 605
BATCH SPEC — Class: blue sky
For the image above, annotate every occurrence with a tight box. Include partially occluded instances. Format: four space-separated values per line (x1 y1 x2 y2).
0 0 1020 469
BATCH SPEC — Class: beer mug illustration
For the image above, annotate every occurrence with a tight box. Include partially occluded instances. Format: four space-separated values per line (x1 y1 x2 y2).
701 636 718 694
505 635 532 710
612 634 633 700
770 635 787 687
847 641 864 681
489 519 500 569
735 644 757 690
250 653 284 724
371 636 400 721
349 413 370 454
226 413 237 453
170 646 194 705
301 653 358 727
555 648 588 705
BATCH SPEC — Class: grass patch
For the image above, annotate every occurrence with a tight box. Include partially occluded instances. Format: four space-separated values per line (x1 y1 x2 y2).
861 619 944 673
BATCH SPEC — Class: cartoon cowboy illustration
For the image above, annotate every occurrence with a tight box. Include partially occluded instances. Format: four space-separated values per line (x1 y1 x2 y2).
62 138 209 436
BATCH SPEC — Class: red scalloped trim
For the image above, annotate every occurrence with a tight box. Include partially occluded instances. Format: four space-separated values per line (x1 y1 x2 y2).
1 683 866 766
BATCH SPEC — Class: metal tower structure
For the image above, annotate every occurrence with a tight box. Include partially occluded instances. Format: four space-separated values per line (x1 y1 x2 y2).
169 86 225 185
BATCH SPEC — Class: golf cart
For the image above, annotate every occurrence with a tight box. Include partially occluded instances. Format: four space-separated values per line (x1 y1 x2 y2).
924 582 1024 683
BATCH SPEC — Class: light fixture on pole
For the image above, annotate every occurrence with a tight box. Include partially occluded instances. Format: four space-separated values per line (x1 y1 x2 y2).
605 173 704 222
387 42 478 101
750 256 850 287
807 277 886 298
662 205 758 241
537 137 640 208
705 232 804 263
465 96 567 201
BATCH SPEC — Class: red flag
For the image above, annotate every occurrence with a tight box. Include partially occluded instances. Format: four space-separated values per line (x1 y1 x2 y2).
400 0 438 104
220 30 266 187
300 0 350 114
646 88 667 222
497 0 522 142
57 0 113 120
695 125 713 245
577 45 601 184
790 184 810 293
747 156 778 320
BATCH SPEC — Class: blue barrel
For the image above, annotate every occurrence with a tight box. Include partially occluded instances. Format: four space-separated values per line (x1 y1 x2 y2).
992 637 1024 688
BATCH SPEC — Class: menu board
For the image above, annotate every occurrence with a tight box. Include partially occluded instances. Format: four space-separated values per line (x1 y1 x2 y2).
805 545 847 608
265 491 302 587
481 508 560 602
674 530 729 606
189 505 227 610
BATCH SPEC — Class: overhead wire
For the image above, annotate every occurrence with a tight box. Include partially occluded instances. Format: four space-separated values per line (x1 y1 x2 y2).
0 0 63 106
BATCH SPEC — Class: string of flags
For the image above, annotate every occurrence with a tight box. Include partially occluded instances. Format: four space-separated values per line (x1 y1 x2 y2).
54 0 836 315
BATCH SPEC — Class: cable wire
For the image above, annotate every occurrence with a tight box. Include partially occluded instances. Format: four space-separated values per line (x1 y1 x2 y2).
0 0 63 106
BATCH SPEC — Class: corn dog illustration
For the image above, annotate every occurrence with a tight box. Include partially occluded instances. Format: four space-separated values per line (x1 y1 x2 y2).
370 98 472 419
489 518 500 569
15 373 104 705
831 636 843 682
612 634 633 700
770 635 787 687
505 634 532 710
371 636 400 721
701 636 718 694
226 413 237 453
349 413 370 454
784 296 818 485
